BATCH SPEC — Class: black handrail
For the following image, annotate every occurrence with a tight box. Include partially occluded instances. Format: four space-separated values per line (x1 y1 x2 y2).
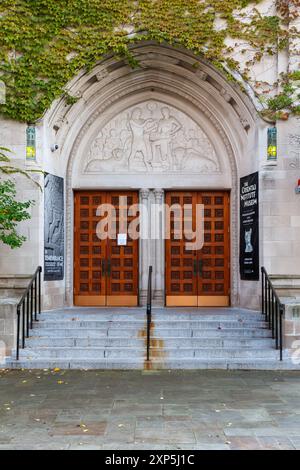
261 266 284 361
16 266 42 360
146 266 153 362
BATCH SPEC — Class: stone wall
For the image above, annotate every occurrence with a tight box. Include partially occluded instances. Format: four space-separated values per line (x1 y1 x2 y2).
0 41 299 314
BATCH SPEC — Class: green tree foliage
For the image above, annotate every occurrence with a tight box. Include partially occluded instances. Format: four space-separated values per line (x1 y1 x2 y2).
0 146 39 249
0 179 33 249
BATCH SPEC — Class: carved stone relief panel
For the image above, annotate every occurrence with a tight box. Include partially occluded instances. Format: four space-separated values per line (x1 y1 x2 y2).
287 125 300 170
84 101 220 174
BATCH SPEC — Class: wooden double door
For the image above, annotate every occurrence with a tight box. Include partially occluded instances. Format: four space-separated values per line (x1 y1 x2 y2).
165 191 230 307
74 191 139 306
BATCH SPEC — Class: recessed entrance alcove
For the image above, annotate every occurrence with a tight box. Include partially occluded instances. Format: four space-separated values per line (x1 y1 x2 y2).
44 42 259 308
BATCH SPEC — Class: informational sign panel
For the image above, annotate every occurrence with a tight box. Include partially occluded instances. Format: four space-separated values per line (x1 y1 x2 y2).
44 174 64 281
240 172 259 281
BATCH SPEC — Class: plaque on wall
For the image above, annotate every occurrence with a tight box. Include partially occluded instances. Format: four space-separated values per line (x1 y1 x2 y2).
44 173 64 281
240 172 259 281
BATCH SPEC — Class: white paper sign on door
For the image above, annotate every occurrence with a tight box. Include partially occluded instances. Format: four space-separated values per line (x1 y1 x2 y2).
117 233 127 246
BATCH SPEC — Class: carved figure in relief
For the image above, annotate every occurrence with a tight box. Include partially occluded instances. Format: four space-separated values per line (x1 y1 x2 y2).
86 129 128 171
182 129 218 171
128 108 156 171
150 107 182 169
87 132 104 162
172 129 218 171
103 129 123 160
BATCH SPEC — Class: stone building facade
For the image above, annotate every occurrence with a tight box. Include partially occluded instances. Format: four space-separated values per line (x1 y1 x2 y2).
0 7 299 320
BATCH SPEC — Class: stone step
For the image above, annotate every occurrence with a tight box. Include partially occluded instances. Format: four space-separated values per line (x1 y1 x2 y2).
148 358 296 370
28 337 145 347
35 320 145 328
153 320 268 328
30 327 273 338
6 358 298 371
40 312 265 322
7 359 144 370
17 347 145 359
118 347 282 359
27 336 274 348
192 328 272 337
15 346 281 360
34 319 268 329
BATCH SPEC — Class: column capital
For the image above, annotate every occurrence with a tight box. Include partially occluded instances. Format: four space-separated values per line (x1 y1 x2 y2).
140 188 150 201
153 188 164 202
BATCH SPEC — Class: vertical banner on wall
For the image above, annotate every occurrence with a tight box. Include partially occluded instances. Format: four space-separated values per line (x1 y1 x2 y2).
240 172 259 281
44 174 64 281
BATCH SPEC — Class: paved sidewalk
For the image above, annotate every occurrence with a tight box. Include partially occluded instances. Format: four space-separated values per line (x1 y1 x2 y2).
0 369 300 450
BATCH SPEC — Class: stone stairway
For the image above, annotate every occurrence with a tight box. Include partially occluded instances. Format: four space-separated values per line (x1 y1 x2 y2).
5 307 297 370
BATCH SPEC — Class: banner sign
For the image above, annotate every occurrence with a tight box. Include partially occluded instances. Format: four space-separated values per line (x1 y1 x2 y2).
240 172 259 281
44 174 64 281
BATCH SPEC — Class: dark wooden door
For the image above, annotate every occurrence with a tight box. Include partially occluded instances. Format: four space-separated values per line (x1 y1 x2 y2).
165 191 230 307
74 191 139 307
165 192 198 306
197 192 230 306
106 192 139 306
74 191 107 306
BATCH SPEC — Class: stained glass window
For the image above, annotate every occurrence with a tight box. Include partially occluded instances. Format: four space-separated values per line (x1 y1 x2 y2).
267 127 277 161
26 126 36 160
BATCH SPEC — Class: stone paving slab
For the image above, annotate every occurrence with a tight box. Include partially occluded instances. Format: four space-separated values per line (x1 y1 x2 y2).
0 369 300 449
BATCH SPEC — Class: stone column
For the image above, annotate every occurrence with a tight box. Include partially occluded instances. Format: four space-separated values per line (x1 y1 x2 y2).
153 189 164 302
139 189 150 301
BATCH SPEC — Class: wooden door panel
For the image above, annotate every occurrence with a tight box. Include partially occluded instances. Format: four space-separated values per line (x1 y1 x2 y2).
165 191 230 307
165 192 198 306
106 192 139 306
197 192 230 306
74 191 139 307
74 192 106 306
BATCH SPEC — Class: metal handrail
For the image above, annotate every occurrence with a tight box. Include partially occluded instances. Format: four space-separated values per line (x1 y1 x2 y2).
261 266 284 361
16 266 42 360
146 266 153 362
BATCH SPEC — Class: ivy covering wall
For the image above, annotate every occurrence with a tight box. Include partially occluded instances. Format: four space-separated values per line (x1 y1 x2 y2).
0 0 299 123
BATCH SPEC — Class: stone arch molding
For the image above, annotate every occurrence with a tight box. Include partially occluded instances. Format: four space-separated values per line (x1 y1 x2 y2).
47 43 261 306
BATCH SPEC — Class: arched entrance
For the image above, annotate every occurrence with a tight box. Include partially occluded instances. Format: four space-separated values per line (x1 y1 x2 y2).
45 42 260 308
